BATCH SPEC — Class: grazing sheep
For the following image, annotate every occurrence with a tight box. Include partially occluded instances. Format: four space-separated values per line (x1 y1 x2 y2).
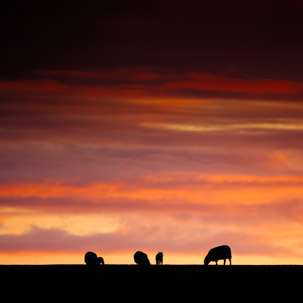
204 245 232 265
134 251 150 265
84 251 104 265
156 252 163 265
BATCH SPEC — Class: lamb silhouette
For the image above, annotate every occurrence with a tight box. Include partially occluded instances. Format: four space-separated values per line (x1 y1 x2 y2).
156 252 163 265
134 251 150 265
84 251 104 265
204 245 232 265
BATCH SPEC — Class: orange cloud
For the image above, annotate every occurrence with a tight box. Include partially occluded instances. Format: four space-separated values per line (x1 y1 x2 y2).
0 173 302 264
0 175 302 213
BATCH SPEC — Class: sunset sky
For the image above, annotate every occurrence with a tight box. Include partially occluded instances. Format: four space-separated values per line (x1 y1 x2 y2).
1 0 302 264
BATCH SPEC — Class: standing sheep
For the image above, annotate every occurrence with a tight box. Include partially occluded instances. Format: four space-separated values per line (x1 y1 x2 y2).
156 252 163 265
84 251 104 265
204 245 232 265
134 251 150 265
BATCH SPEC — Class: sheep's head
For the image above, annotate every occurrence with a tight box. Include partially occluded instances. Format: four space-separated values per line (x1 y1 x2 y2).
204 255 210 265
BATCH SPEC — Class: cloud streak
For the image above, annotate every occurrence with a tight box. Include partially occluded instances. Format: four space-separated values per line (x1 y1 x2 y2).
2 69 303 101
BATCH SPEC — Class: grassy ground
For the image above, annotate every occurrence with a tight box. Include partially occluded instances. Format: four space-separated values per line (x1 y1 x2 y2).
0 265 301 302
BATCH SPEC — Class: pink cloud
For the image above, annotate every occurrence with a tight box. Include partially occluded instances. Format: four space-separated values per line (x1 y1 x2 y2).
0 225 299 259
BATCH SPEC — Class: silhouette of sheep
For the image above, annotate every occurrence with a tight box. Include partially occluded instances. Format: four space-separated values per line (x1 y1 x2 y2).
204 245 232 265
134 251 150 265
156 252 163 265
84 251 104 265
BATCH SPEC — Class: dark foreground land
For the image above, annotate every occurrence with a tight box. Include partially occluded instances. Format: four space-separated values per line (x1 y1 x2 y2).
0 265 302 302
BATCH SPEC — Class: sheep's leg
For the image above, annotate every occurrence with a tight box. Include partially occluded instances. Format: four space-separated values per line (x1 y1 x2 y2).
223 259 226 265
229 258 232 265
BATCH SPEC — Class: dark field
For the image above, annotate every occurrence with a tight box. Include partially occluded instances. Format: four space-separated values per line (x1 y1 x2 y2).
1 265 302 302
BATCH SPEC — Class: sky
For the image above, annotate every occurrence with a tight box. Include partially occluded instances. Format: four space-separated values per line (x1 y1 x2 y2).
0 0 302 264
